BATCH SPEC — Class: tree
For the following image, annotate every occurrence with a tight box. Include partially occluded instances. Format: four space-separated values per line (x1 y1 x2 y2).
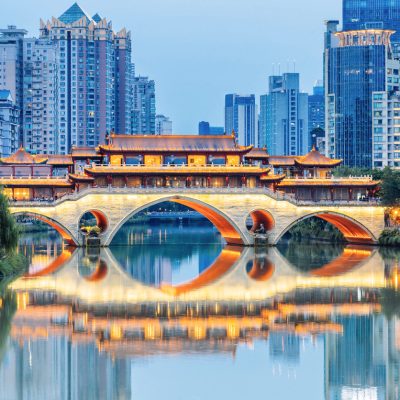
0 190 19 258
380 167 400 206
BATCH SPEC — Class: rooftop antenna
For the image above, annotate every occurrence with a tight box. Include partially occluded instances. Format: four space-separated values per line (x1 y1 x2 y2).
293 59 296 73
278 63 281 75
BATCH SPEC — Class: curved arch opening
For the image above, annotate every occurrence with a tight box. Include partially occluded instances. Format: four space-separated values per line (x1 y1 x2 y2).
245 210 275 234
109 196 246 246
277 212 375 245
79 210 108 235
13 212 77 246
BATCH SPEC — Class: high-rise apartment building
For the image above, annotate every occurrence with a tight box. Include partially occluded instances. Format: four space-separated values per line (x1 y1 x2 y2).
22 38 58 154
39 3 133 152
0 90 19 157
325 23 400 167
225 94 257 146
155 114 172 134
132 77 156 134
0 26 26 112
343 0 400 54
260 73 308 156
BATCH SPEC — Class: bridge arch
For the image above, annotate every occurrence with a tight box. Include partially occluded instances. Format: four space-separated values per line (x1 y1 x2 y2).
12 211 78 246
105 195 250 246
245 209 275 233
78 209 109 233
274 211 376 245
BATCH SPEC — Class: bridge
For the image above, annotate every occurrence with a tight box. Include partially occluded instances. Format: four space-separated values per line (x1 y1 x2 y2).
9 187 386 247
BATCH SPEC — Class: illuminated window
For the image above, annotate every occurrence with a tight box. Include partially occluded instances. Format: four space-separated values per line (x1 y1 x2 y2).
188 155 206 166
144 155 163 166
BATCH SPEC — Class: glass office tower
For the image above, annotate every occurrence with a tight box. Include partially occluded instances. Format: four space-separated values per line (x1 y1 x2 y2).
343 0 400 56
325 25 400 167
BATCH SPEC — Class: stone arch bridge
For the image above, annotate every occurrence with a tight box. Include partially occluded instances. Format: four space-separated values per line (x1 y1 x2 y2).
9 188 386 247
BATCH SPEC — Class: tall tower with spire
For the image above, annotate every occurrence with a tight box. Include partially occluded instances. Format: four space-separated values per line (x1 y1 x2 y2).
39 3 133 153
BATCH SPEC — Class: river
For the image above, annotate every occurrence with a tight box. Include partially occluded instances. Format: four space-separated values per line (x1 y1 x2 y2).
0 219 399 400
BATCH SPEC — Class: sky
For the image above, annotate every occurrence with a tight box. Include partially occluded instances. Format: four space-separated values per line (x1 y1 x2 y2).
0 0 341 133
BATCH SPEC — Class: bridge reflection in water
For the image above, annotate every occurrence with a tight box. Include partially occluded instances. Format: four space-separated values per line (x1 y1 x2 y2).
2 235 400 399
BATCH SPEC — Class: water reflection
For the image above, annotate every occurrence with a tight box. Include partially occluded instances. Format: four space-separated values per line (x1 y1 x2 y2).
2 227 400 399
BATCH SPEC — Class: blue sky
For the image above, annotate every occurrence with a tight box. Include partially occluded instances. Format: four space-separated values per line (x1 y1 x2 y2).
0 0 341 132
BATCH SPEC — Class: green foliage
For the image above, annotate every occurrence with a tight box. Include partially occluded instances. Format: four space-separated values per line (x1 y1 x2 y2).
379 229 400 247
0 189 27 278
379 168 400 206
0 190 19 257
286 217 345 243
81 225 101 237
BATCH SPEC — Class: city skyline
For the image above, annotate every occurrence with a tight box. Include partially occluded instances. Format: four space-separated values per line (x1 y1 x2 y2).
0 0 341 133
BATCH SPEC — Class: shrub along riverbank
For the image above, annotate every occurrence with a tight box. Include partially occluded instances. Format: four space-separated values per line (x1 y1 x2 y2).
0 190 27 279
284 217 345 244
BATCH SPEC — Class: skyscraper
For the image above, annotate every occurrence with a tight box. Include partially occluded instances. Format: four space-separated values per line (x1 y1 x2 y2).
308 82 325 152
39 3 133 152
324 23 400 167
198 121 224 135
0 26 27 112
343 0 400 53
132 77 156 134
155 114 172 134
0 90 19 157
22 38 58 154
224 94 257 146
261 73 309 156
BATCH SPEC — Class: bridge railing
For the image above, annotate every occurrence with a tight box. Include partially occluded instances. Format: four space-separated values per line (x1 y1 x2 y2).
8 186 382 208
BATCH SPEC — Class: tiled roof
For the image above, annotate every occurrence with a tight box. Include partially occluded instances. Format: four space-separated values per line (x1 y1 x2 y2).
269 148 342 168
99 134 252 153
277 179 379 187
295 147 342 167
0 178 73 187
268 156 296 166
0 148 48 165
245 148 269 159
69 174 94 181
71 146 101 158
46 155 74 166
84 165 266 175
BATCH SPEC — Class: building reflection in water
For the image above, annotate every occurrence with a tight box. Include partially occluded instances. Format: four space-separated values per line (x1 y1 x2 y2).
2 229 400 398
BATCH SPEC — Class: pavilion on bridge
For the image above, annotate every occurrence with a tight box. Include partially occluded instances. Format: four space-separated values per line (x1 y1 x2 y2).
0 134 379 202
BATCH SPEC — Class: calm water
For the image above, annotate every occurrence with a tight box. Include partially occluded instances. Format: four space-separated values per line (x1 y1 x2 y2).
1 220 400 400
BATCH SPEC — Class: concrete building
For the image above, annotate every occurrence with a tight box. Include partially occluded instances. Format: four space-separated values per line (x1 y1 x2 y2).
132 77 156 134
155 114 172 135
261 73 309 156
0 90 19 157
198 121 224 135
22 38 58 154
39 3 133 152
0 26 27 114
325 22 400 167
225 94 257 147
371 90 400 169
